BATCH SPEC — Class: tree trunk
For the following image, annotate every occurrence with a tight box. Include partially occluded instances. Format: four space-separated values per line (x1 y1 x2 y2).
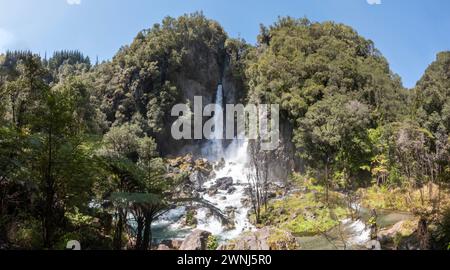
142 213 153 250
113 210 124 250
417 217 430 250
325 162 329 204
43 127 55 249
136 216 144 250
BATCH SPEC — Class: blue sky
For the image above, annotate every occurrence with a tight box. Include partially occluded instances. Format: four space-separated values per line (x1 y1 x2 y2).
1 0 449 88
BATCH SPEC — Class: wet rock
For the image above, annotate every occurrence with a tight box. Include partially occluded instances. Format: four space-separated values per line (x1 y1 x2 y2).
215 158 226 171
208 187 218 196
192 190 200 198
225 206 237 220
213 177 233 190
218 227 298 250
168 155 214 193
194 159 213 175
179 230 212 250
205 208 213 219
224 222 236 231
189 170 208 190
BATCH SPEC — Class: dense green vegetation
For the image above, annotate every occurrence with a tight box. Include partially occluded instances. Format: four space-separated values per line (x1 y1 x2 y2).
244 17 450 249
85 12 229 153
1 13 449 249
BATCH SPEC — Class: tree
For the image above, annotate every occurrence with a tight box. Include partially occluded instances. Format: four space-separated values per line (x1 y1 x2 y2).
1 53 100 249
295 95 371 202
388 121 449 249
98 124 174 249
414 52 450 135
1 54 48 128
247 139 269 224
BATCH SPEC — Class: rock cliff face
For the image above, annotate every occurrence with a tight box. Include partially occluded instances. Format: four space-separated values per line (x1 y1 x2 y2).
265 119 302 184
168 59 245 157
158 40 227 156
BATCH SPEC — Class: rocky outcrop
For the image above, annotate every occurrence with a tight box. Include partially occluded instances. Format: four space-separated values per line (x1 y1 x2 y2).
265 120 301 184
378 221 408 243
160 239 183 250
168 155 214 194
377 220 419 250
179 230 212 250
212 177 233 190
218 227 299 250
157 244 171 250
189 170 209 190
207 177 234 196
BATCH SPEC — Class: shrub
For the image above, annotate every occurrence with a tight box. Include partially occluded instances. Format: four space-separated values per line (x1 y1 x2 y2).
207 235 219 250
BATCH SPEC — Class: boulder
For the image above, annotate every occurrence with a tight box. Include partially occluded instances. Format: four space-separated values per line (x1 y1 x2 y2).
218 227 298 250
215 158 226 171
157 244 171 250
378 221 408 244
160 239 183 250
195 158 213 172
377 219 419 250
204 208 213 219
366 240 382 250
225 206 237 220
213 177 233 190
207 187 218 196
179 230 212 250
189 170 208 191
227 187 237 194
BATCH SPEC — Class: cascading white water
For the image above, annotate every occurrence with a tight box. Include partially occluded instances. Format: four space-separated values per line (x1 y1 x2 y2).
196 139 254 240
196 84 254 240
153 84 254 242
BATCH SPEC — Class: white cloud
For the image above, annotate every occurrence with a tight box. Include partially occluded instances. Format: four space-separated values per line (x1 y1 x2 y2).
367 0 382 5
0 28 15 53
67 0 81 5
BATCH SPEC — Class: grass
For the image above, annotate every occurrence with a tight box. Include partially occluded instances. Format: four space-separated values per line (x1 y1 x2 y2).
359 184 450 213
259 178 350 236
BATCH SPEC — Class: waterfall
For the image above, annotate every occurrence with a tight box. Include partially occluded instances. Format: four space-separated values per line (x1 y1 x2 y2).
153 84 254 242
201 84 224 160
196 83 254 240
